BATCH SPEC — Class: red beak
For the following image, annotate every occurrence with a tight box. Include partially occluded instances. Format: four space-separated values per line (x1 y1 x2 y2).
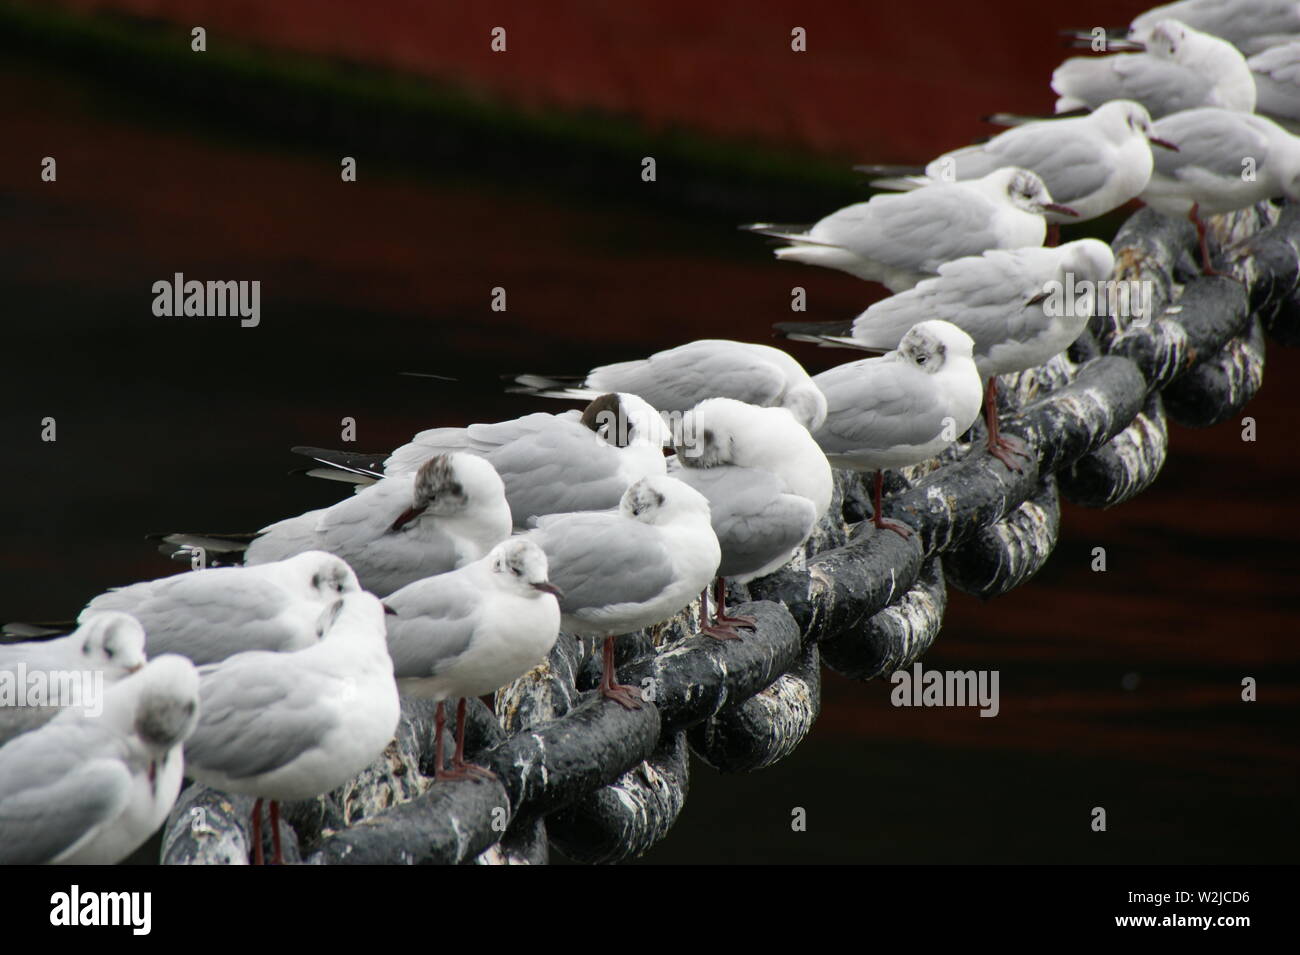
1148 136 1179 151
1043 203 1079 217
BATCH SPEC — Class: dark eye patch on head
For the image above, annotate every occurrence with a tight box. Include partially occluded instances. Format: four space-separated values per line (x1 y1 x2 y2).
580 394 623 435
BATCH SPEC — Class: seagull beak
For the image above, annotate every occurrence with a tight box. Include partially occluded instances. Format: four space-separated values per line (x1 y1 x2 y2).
318 598 345 635
1041 202 1079 217
389 504 427 532
126 662 145 674
532 581 564 599
382 603 398 616
1148 136 1179 152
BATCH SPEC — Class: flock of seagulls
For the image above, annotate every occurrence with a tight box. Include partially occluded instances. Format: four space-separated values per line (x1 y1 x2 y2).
2 0 1297 865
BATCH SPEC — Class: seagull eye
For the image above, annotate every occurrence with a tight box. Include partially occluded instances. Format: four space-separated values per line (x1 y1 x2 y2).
916 354 928 365
512 566 522 576
105 647 115 660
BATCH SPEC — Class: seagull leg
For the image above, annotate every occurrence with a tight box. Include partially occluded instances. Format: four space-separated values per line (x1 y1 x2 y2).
449 697 496 781
432 700 448 780
1188 203 1239 280
1045 223 1060 248
599 635 643 709
711 578 756 634
250 798 264 866
983 378 1029 472
269 800 283 865
871 470 913 538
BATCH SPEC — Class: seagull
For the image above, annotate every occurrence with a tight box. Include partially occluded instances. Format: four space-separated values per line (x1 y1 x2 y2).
0 612 148 746
811 321 984 537
0 655 200 864
1249 42 1300 133
669 399 830 637
742 167 1069 291
1140 107 1300 272
162 453 511 597
297 393 671 529
1127 1 1300 56
184 588 400 865
509 339 829 432
524 475 721 709
83 551 362 665
1052 19 1256 118
778 240 1117 471
861 102 1178 230
384 538 562 780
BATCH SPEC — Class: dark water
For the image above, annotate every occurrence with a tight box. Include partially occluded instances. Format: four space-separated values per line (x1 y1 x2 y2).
2 40 1296 864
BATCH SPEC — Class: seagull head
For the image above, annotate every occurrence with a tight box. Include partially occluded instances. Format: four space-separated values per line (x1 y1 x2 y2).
580 393 672 450
397 452 504 527
676 397 803 472
994 167 1078 218
1104 100 1179 151
76 611 147 678
131 655 200 754
489 538 562 600
621 474 711 526
895 320 976 375
1060 238 1117 285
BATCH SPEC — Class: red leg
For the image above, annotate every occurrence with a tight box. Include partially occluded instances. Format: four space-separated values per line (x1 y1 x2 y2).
1188 203 1239 280
250 797 264 866
269 800 283 865
449 698 495 781
984 378 1029 472
599 635 643 709
714 577 756 630
1045 223 1060 248
432 700 448 780
872 470 913 538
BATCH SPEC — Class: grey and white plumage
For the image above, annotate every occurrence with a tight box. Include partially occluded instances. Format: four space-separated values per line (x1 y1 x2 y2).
83 551 361 666
524 475 721 636
899 101 1168 223
1250 42 1300 132
511 340 828 432
812 320 984 471
184 589 399 803
1053 19 1256 117
384 538 561 701
1129 1 1300 56
744 167 1061 291
0 655 199 864
242 453 511 597
383 394 671 528
783 240 1117 381
1141 107 1300 216
0 612 148 746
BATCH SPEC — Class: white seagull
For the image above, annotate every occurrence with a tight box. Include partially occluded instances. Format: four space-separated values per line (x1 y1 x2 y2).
384 538 562 780
302 394 670 529
780 240 1117 471
83 551 362 666
743 167 1070 292
0 655 200 864
1128 1 1300 56
811 321 984 537
1141 107 1300 272
0 612 148 746
1052 19 1256 118
237 453 510 596
524 475 721 709
510 339 829 432
1249 42 1300 132
670 399 831 637
184 588 399 864
864 102 1178 228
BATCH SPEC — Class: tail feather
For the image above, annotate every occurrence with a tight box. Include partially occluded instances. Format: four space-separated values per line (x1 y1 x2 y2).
864 175 931 192
773 321 883 352
147 531 256 563
740 222 813 242
506 373 600 401
2 622 76 641
291 446 385 480
852 163 925 178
